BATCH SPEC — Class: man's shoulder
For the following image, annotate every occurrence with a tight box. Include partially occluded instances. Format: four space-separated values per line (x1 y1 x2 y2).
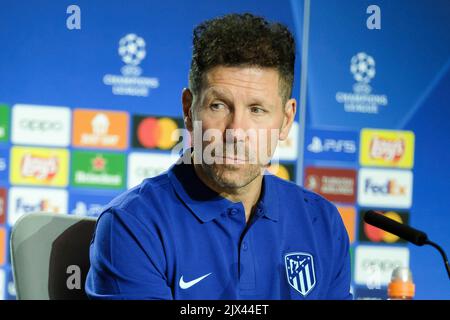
99 171 174 220
267 173 340 221
267 173 334 206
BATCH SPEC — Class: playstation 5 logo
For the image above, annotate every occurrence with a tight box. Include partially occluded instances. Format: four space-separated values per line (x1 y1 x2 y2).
305 129 358 162
307 136 356 154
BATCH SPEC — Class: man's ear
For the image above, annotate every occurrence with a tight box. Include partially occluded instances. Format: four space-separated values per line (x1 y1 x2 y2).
279 98 297 141
182 88 194 132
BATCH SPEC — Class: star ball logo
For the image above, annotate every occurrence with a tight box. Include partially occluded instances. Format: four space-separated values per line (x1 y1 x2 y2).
350 52 376 84
336 52 388 114
103 33 159 97
118 33 146 68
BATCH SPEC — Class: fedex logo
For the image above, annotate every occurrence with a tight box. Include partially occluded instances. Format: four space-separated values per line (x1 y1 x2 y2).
358 169 412 209
364 179 407 196
13 198 57 215
305 129 358 162
8 187 67 226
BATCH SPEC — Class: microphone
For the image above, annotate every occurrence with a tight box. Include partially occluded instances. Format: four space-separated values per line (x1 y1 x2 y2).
364 210 428 245
364 210 450 279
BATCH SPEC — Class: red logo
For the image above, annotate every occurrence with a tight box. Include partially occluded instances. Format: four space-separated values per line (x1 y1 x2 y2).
91 155 107 171
0 188 6 224
304 167 357 203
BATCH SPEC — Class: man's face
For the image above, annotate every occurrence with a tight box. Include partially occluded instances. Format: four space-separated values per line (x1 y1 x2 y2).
184 66 296 190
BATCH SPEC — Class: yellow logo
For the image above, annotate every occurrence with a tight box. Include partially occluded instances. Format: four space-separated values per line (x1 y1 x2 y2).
267 163 292 181
360 129 414 168
10 146 69 187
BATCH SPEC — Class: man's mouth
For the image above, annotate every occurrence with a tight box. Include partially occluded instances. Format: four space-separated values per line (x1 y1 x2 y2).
215 155 248 164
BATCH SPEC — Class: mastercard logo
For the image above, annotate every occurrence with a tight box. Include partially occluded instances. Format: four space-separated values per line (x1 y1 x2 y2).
362 211 409 243
133 116 183 150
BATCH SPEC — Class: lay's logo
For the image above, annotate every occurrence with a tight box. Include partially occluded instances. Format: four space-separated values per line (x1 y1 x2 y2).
10 146 69 187
20 154 59 180
370 136 404 161
360 129 414 168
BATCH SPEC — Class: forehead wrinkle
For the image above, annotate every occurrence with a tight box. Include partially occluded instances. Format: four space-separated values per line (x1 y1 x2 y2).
207 76 270 93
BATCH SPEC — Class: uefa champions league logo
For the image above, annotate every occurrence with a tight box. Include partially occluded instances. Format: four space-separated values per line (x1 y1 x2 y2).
103 33 159 97
335 51 387 114
350 52 376 94
351 52 376 84
118 34 146 77
119 34 146 66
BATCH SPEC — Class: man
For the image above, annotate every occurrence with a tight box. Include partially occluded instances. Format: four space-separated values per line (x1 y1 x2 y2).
86 13 352 300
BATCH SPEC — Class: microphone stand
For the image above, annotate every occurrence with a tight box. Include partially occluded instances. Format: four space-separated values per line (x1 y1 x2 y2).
424 240 450 279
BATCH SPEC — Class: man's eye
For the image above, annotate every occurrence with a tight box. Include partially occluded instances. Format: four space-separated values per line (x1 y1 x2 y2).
210 103 226 111
250 106 266 114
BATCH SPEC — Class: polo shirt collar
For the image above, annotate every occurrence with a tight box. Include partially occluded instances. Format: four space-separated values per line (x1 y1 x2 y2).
257 172 279 222
167 150 279 223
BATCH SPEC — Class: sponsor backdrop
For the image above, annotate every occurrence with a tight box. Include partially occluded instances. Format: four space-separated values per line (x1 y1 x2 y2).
0 0 449 299
294 0 450 299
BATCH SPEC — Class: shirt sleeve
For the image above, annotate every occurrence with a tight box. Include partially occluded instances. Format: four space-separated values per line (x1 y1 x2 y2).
85 207 173 300
326 205 353 300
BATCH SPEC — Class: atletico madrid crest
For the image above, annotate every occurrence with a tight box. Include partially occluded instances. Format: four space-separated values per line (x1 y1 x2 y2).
285 252 316 296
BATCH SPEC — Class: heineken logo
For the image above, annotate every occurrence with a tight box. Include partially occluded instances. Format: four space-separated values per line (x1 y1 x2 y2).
71 151 125 189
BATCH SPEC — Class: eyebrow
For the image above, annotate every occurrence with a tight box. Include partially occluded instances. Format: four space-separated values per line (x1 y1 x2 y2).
202 88 233 104
204 88 230 99
203 88 274 109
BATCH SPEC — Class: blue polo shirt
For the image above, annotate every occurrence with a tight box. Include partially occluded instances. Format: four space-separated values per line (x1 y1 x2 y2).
85 157 352 300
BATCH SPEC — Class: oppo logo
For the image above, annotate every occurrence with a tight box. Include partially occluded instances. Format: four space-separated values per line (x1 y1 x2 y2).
19 119 63 132
136 166 166 177
361 258 402 272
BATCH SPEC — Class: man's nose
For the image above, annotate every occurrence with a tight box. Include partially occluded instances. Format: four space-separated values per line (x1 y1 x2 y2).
225 108 249 141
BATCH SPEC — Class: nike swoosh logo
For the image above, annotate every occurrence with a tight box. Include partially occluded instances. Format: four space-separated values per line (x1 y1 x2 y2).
179 272 212 289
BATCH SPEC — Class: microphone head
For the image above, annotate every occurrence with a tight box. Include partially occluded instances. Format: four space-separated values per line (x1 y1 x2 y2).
364 210 428 246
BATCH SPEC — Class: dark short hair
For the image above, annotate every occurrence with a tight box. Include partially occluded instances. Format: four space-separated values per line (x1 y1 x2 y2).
189 13 296 103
